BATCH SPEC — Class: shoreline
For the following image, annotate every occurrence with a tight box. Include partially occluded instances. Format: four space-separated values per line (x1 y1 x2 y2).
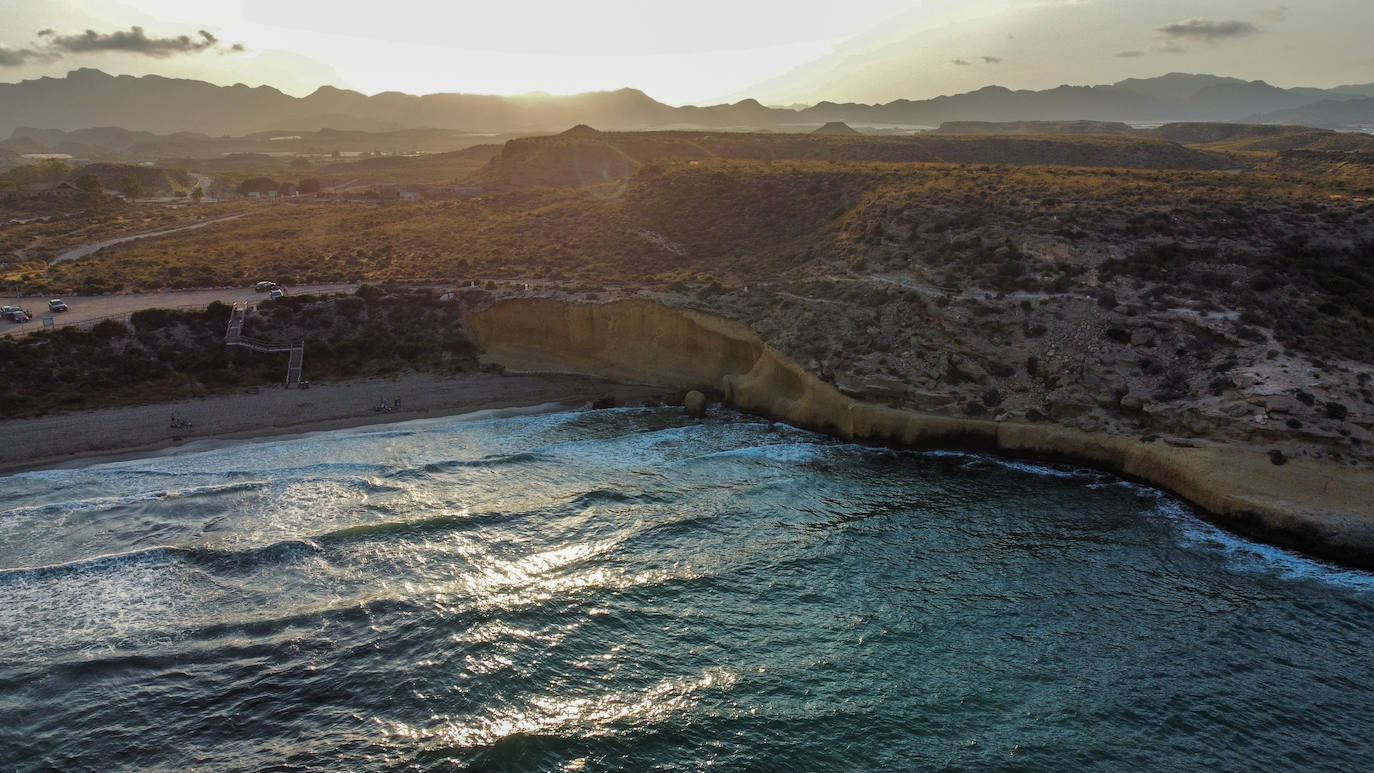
5 296 1372 571
466 298 1374 571
0 371 667 476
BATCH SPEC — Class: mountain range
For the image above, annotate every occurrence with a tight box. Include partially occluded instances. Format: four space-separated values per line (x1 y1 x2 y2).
2 69 1373 143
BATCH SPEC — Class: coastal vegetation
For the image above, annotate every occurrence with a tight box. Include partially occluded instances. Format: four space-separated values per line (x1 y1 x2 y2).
0 287 479 416
2 128 1371 467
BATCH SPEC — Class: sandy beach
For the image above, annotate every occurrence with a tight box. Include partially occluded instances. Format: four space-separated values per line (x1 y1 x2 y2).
0 371 671 475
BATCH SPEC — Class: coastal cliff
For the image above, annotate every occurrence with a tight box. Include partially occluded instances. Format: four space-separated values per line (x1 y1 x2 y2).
467 298 1374 569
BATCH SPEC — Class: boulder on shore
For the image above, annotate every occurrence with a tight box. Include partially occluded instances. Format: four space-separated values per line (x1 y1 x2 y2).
684 390 707 418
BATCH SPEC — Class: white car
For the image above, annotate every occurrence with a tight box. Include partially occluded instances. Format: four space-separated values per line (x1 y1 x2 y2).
254 281 278 293
268 287 284 299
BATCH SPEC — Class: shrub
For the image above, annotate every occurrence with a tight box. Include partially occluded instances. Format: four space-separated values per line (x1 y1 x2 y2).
202 301 233 325
88 319 130 340
130 308 174 332
1153 370 1189 402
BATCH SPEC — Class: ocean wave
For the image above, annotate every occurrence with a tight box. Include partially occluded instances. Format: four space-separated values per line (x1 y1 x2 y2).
0 545 189 583
1 487 660 586
565 488 668 508
674 441 831 467
386 451 548 481
1143 492 1374 591
920 450 1107 481
313 509 511 544
0 479 271 523
0 538 332 584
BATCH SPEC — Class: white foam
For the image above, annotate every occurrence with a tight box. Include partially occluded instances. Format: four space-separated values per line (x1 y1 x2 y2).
1137 485 1374 592
919 450 1103 480
924 452 1374 591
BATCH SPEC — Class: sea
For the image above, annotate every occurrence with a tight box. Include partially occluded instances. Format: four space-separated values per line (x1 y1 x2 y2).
1 406 1371 771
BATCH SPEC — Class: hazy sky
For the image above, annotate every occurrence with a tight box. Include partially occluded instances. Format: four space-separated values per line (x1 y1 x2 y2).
1 0 1371 104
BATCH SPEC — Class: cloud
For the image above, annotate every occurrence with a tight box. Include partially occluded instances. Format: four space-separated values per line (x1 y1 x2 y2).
981 56 1002 64
36 26 243 59
0 46 54 66
1257 6 1287 23
0 26 246 65
1113 50 1144 58
1155 18 1260 43
951 59 971 66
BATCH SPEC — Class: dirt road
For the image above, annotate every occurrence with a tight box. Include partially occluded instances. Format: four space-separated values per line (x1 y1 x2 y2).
1 283 359 336
50 214 247 265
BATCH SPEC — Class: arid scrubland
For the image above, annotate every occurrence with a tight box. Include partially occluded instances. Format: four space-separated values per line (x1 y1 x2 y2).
2 127 1372 466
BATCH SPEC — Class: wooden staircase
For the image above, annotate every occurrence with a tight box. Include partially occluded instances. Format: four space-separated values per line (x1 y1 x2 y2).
225 302 306 387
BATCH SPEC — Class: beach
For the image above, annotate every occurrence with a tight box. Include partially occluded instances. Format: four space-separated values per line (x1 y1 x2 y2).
0 371 670 475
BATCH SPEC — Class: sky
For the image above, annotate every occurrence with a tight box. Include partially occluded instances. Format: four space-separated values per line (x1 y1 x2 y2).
0 0 1371 105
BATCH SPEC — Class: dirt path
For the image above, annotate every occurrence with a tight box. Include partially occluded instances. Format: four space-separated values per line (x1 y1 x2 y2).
50 214 247 265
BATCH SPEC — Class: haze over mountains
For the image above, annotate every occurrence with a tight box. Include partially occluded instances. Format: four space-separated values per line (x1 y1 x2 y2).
2 69 1373 144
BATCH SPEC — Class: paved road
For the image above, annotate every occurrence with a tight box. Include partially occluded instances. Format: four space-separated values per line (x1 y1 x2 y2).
1 283 358 337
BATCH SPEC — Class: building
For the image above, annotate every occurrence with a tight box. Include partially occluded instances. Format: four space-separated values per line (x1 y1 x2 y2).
22 181 80 197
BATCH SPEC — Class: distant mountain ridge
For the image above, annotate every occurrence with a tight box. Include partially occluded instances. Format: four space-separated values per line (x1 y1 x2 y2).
0 125 522 161
3 69 1374 138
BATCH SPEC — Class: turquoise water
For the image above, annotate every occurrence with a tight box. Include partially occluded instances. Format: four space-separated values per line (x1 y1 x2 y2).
1 407 1371 771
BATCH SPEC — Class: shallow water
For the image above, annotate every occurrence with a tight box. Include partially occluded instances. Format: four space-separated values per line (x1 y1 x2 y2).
1 407 1371 771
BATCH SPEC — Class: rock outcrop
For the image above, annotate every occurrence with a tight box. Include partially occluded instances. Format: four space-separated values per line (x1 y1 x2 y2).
467 298 1374 569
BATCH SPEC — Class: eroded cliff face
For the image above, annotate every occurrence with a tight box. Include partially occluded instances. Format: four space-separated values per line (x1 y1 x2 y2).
467 298 1374 568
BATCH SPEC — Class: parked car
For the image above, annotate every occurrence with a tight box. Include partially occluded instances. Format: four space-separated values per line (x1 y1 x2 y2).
268 287 284 300
254 281 279 293
2 306 31 322
48 299 68 312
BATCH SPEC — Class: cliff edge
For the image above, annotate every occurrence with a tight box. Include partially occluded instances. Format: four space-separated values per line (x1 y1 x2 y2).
467 298 1374 569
